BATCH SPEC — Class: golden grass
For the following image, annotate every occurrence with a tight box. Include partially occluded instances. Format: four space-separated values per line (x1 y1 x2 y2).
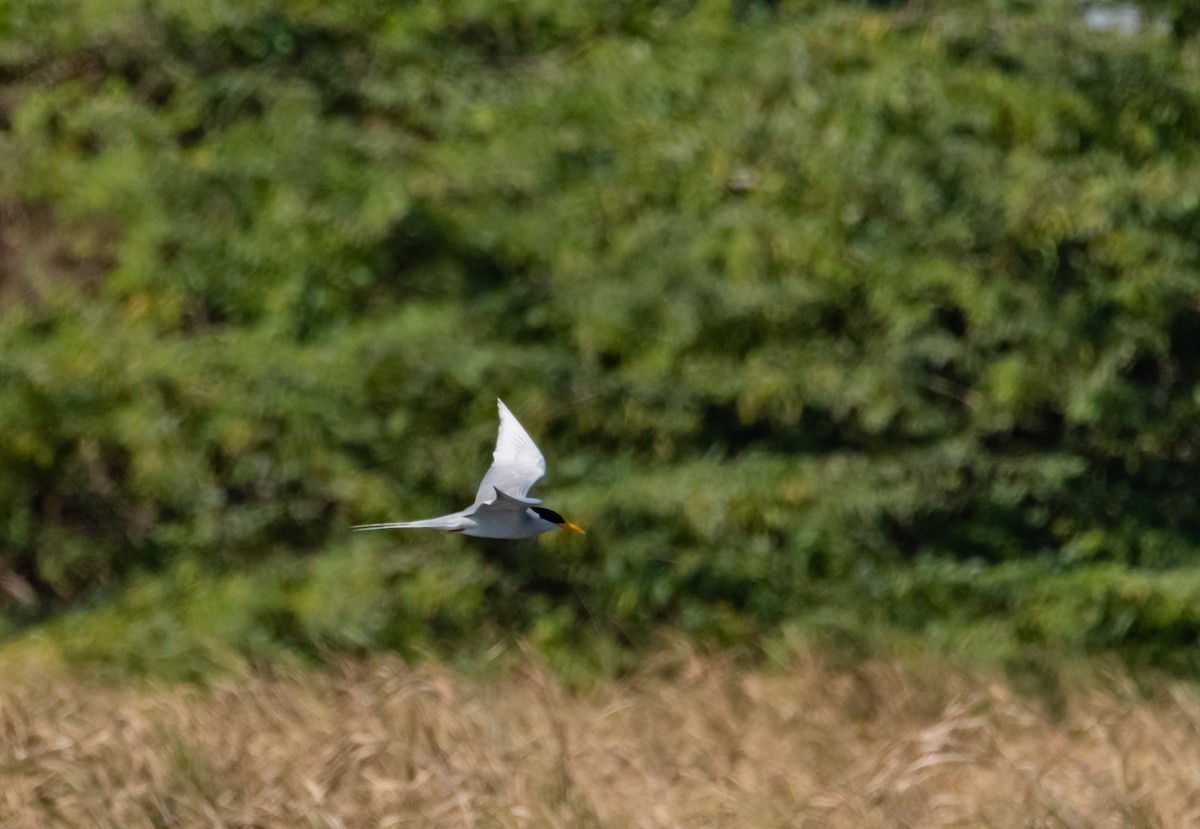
3 645 1200 828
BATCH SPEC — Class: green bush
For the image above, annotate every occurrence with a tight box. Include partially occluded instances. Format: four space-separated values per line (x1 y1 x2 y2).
2 0 1200 675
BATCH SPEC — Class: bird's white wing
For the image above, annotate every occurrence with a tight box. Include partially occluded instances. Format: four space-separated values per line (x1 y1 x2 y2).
469 489 540 522
471 399 546 508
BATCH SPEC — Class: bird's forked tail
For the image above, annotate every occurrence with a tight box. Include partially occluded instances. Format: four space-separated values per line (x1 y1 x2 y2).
352 513 469 532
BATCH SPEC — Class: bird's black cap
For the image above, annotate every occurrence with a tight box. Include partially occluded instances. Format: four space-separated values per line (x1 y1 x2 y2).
532 507 565 524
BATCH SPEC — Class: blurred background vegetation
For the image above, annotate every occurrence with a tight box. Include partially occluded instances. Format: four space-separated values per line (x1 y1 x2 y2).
2 0 1200 680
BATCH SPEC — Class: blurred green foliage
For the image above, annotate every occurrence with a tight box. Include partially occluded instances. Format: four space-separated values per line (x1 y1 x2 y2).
3 0 1200 676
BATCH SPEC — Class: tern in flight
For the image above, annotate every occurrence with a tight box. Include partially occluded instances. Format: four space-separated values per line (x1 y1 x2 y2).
353 399 585 539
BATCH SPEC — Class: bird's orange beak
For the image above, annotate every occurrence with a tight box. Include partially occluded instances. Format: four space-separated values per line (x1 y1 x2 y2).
558 522 586 535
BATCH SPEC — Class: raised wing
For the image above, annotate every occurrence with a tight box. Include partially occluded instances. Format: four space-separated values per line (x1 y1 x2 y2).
471 399 547 507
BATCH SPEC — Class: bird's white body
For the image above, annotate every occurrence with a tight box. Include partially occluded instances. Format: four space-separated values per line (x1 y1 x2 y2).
353 399 583 539
382 507 561 539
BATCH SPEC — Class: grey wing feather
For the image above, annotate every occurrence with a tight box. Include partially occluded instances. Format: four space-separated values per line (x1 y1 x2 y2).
471 399 547 507
466 488 540 521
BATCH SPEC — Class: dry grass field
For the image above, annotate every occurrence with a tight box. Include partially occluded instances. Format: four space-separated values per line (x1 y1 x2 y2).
3 644 1200 828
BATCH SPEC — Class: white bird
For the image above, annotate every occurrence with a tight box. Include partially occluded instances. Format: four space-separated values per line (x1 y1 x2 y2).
353 399 585 539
